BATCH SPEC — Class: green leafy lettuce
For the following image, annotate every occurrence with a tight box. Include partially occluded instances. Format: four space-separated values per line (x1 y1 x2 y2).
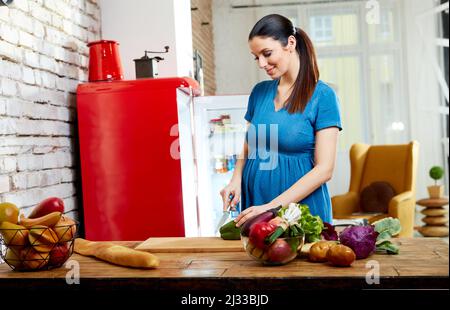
298 204 324 243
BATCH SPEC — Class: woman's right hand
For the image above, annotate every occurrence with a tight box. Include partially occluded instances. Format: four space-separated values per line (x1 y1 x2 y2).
220 180 241 211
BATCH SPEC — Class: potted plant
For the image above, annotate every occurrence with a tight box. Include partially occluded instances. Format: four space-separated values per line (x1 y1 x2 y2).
428 166 444 198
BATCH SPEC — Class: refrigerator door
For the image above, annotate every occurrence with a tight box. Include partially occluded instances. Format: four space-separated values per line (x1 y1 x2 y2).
193 95 249 236
77 77 199 240
175 88 199 237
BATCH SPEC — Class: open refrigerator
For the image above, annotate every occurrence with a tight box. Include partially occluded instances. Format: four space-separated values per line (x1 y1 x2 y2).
77 76 249 240
193 95 249 236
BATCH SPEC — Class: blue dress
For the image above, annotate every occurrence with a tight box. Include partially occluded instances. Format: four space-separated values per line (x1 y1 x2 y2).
241 79 342 224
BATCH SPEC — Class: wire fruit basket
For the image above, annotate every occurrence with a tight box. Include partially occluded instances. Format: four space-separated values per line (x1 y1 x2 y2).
0 217 78 271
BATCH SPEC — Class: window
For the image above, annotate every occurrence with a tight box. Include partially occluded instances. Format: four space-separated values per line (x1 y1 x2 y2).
369 54 407 144
369 9 395 43
317 56 364 149
309 10 359 47
310 16 333 42
303 2 406 148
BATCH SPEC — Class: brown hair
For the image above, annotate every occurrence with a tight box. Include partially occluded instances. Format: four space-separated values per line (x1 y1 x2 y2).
249 14 319 113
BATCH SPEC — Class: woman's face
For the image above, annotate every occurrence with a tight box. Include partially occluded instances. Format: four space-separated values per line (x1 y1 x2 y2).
249 36 296 79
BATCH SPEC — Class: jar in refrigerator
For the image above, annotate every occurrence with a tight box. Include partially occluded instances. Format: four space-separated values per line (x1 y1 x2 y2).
221 156 228 173
209 118 223 135
220 114 231 125
214 156 223 173
214 156 227 173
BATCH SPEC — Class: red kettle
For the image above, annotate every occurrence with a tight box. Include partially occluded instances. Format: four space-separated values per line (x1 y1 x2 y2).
87 40 124 82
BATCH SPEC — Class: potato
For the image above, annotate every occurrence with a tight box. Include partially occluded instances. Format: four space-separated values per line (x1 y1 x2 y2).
308 241 338 263
327 244 356 267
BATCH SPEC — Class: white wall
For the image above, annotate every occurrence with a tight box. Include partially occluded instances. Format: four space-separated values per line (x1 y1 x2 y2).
174 0 195 78
99 0 194 80
212 0 259 95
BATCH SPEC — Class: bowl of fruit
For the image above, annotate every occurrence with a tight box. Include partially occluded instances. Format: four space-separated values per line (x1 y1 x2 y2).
240 203 323 266
0 198 78 271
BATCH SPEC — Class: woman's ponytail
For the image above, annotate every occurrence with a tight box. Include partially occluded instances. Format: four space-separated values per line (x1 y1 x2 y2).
288 28 319 114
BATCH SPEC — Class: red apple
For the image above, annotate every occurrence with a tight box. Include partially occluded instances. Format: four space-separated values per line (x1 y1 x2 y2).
49 243 70 267
29 197 65 219
266 239 295 263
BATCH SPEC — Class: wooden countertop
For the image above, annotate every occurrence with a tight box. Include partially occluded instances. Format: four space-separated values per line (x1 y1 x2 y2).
0 238 448 291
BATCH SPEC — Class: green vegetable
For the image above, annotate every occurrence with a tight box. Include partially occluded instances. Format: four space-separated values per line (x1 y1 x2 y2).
372 217 401 236
376 240 399 254
375 230 392 245
372 217 402 255
298 204 324 243
286 236 301 253
219 220 241 240
266 226 286 244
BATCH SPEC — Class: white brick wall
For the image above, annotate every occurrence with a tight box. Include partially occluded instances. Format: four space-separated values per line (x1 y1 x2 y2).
0 175 9 194
0 0 101 222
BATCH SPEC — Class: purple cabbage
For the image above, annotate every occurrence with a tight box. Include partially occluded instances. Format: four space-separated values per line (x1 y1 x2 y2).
321 222 338 241
339 226 379 259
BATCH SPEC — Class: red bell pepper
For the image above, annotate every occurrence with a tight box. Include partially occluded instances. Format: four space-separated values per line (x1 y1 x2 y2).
249 222 277 249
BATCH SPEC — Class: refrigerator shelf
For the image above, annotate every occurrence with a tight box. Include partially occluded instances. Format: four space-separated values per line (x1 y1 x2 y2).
208 125 247 138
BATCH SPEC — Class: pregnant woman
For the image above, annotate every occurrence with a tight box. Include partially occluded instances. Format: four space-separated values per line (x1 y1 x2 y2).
220 14 342 226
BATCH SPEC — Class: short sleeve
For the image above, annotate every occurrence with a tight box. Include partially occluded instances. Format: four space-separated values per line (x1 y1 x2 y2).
314 84 343 132
244 84 259 122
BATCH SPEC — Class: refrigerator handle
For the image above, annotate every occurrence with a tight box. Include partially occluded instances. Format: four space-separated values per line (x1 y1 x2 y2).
188 87 201 235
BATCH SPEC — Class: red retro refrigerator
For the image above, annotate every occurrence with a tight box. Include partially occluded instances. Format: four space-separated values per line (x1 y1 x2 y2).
77 77 200 241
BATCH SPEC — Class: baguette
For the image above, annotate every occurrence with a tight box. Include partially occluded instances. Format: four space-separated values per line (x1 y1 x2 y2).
74 238 159 268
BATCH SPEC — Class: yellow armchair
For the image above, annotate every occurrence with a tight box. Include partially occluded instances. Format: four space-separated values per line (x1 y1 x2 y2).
332 141 419 237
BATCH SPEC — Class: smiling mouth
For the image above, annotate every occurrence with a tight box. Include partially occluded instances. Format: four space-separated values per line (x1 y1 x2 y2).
266 67 275 75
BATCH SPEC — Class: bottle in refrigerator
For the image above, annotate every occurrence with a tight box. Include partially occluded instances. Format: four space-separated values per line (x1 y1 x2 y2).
226 154 236 171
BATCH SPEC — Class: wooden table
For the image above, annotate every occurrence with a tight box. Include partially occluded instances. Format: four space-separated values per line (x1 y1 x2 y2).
417 197 449 237
0 238 448 292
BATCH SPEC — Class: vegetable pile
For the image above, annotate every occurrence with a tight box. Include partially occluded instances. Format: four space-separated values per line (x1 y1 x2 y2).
220 205 402 267
240 203 324 265
241 203 324 243
321 217 402 260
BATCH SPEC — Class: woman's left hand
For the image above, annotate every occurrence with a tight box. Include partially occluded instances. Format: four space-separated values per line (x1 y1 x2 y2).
234 204 273 227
